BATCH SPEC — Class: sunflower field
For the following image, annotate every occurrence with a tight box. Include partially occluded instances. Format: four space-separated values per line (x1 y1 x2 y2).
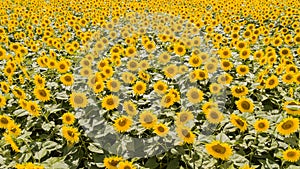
0 0 300 168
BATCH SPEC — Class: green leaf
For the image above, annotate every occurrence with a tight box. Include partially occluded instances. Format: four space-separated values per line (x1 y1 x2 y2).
145 157 159 168
166 158 179 169
88 143 104 154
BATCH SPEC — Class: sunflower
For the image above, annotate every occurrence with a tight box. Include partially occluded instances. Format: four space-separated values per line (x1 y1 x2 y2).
231 85 248 98
205 109 224 124
282 73 294 84
69 92 88 108
132 81 147 95
33 87 51 102
235 97 254 113
163 64 178 78
176 126 196 144
175 110 194 125
230 114 247 132
0 95 6 108
144 41 156 53
219 47 231 59
154 123 169 137
3 133 19 152
139 111 157 129
153 80 168 94
283 101 300 116
56 60 70 73
174 44 186 56
283 148 300 162
265 75 279 89
121 72 136 84
102 95 119 111
239 48 251 60
205 141 233 160
217 73 233 85
62 112 75 125
195 69 208 80
94 41 105 52
160 93 175 108
139 60 150 71
202 101 219 114
12 87 26 99
0 115 12 129
125 46 137 57
236 65 249 76
107 78 121 92
205 62 218 74
118 161 136 169
60 73 74 86
236 41 247 51
253 119 269 132
3 66 14 77
103 156 123 169
61 126 80 144
123 100 137 116
220 60 233 71
127 60 139 72
189 54 202 67
93 81 105 93
276 117 299 136
186 87 204 104
114 116 132 133
7 123 22 137
168 88 180 102
209 83 222 95
97 59 109 70
33 74 46 87
80 67 92 77
0 82 9 93
138 71 151 82
158 52 171 64
26 101 41 117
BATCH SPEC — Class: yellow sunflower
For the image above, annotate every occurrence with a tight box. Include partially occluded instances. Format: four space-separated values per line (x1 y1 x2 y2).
0 95 6 108
33 87 51 102
186 87 204 104
102 95 119 111
205 141 233 160
118 161 136 169
265 75 279 89
276 117 299 136
163 64 178 78
33 74 46 87
253 119 270 132
236 65 249 76
209 83 222 95
139 111 157 129
62 112 76 125
7 123 22 137
231 85 248 98
189 54 202 67
127 60 139 72
60 73 74 86
175 111 194 125
123 100 137 116
61 126 80 144
282 73 294 84
230 114 247 132
174 44 186 56
153 123 169 137
283 148 300 162
235 97 254 113
69 92 88 108
107 78 121 92
160 93 175 108
205 109 224 124
132 81 147 95
103 156 123 169
176 126 196 144
220 60 233 71
153 80 168 95
0 114 12 129
114 116 132 133
26 101 41 117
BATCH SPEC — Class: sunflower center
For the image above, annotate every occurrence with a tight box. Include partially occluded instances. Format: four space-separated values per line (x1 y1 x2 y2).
144 115 153 124
191 91 199 99
0 117 8 124
212 144 226 154
39 89 47 97
127 105 134 112
268 79 275 85
60 64 66 69
157 84 164 91
74 96 84 104
64 76 72 82
177 46 183 53
111 81 117 88
136 84 143 91
241 101 251 110
235 119 244 126
124 166 131 169
181 129 190 138
158 126 165 132
223 61 230 67
106 98 114 105
285 75 292 80
67 130 74 137
180 114 188 122
66 116 71 122
118 119 127 126
207 64 214 70
287 151 296 158
282 120 293 130
240 67 246 72
210 111 219 119
258 122 265 128
235 87 245 93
